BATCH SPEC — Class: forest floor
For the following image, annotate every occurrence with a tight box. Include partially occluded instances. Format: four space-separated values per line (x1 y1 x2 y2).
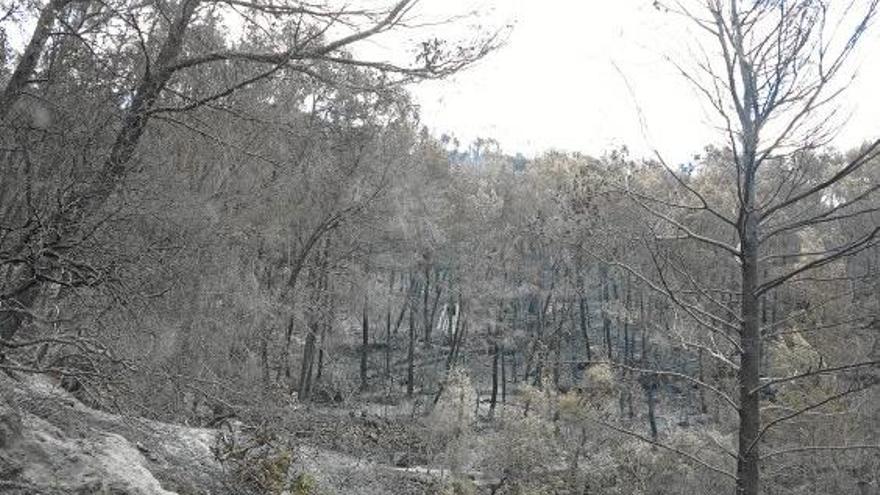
0 371 507 494
2 366 733 494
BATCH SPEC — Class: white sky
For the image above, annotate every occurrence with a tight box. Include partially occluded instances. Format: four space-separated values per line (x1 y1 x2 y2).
6 0 876 164
405 1 880 163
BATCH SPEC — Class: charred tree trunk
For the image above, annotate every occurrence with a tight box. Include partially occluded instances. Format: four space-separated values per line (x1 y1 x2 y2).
445 296 466 371
393 287 409 335
406 295 416 398
260 334 270 394
578 292 592 362
423 263 431 346
553 309 565 389
501 348 507 404
298 322 317 399
645 377 658 441
429 270 443 339
316 325 326 383
737 171 761 495
385 274 393 384
641 326 658 441
601 267 613 360
315 246 331 384
284 316 295 383
698 348 707 415
623 279 633 418
361 296 369 391
490 338 499 417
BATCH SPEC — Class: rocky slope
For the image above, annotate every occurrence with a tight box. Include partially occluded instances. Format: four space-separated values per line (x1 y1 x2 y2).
0 372 228 494
0 372 467 494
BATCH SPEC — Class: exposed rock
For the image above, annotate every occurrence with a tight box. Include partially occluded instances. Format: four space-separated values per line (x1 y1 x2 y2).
0 372 482 494
0 372 228 495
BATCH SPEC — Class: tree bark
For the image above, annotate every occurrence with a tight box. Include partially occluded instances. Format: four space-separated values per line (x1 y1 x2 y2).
284 316 295 383
445 296 466 371
360 295 369 391
601 266 613 360
385 274 392 383
0 0 71 119
553 311 564 389
406 295 415 398
645 378 658 441
734 15 763 486
260 333 270 394
95 0 200 204
578 291 592 361
429 271 443 338
490 339 499 417
698 348 708 415
316 325 326 383
298 321 317 399
736 183 761 495
501 348 507 403
423 263 431 346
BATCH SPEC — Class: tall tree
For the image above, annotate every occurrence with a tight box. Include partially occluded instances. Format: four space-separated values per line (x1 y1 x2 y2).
620 2 880 494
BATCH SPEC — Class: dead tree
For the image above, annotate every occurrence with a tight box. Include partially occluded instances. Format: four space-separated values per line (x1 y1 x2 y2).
609 1 880 493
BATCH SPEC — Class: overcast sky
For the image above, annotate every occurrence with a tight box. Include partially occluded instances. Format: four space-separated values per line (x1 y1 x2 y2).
405 1 880 164
7 0 875 163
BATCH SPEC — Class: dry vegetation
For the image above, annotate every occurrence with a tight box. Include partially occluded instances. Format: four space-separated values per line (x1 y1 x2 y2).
1 0 879 494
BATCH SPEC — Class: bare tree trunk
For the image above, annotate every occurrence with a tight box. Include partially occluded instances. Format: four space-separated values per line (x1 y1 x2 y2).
578 292 592 362
501 348 507 404
298 322 317 399
297 258 325 398
445 296 466 371
511 349 519 385
531 289 553 388
260 334 270 394
737 179 761 495
316 246 331 384
0 0 70 119
385 274 392 384
303 328 317 399
406 296 415 398
284 316 295 383
623 279 634 418
361 295 369 391
641 326 658 441
429 270 443 338
645 378 658 441
96 0 200 202
316 325 326 383
393 292 409 335
698 347 707 415
423 263 431 346
568 427 587 486
553 311 564 389
601 267 613 360
490 339 499 416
